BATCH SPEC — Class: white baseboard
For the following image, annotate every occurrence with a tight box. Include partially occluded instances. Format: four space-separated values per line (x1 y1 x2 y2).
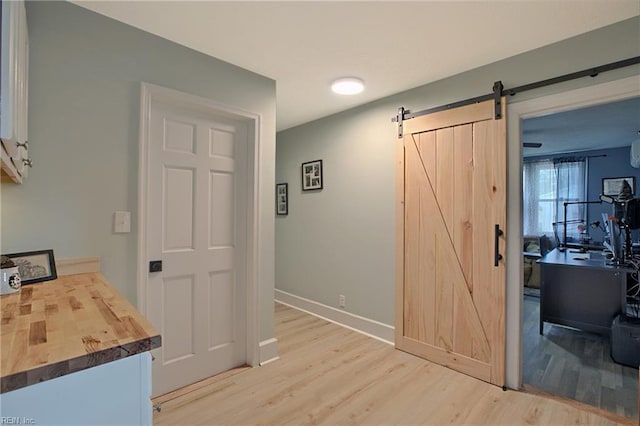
275 289 394 345
259 338 279 366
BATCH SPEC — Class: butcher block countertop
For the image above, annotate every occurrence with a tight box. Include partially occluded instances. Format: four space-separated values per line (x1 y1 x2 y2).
0 273 161 393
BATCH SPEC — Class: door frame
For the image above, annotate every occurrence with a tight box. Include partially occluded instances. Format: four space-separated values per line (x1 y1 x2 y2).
505 75 640 389
137 82 261 367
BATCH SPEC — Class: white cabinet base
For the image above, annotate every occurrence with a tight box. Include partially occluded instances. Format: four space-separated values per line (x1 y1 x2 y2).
0 353 152 426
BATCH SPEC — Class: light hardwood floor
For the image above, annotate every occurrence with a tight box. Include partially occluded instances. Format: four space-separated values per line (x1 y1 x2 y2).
154 303 630 425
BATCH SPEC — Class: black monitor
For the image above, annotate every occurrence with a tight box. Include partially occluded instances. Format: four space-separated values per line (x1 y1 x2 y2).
624 198 640 230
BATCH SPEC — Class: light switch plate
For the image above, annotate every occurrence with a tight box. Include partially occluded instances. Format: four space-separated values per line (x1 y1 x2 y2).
114 211 131 233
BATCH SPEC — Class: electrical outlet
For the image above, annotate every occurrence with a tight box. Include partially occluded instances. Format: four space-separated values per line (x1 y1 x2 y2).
339 294 346 308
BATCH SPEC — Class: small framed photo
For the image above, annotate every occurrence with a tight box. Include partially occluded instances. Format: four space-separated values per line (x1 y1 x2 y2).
276 183 288 215
602 177 635 197
301 159 323 191
3 249 57 285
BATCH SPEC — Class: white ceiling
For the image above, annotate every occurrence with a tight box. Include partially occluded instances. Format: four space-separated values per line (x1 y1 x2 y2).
522 96 640 158
72 1 639 131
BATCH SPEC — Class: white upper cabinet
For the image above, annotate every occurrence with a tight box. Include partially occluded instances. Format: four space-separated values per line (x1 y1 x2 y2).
1 0 29 183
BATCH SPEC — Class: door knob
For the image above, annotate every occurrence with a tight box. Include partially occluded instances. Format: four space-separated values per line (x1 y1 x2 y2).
149 260 162 273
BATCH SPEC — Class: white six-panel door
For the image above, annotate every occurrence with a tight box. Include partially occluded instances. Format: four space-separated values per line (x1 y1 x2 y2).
146 99 248 397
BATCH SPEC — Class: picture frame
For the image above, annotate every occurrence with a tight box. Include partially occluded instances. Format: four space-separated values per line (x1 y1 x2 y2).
276 183 288 215
301 159 323 191
3 249 57 285
602 176 635 197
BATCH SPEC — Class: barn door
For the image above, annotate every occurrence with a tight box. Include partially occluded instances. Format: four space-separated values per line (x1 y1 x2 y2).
395 99 506 387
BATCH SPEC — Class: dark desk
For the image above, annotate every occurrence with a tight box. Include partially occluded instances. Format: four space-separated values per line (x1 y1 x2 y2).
538 248 631 335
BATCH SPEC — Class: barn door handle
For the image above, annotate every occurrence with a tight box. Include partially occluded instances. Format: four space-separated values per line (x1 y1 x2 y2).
494 224 503 267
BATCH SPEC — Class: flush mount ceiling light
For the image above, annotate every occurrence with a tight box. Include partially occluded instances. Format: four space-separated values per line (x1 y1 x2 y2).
331 77 364 95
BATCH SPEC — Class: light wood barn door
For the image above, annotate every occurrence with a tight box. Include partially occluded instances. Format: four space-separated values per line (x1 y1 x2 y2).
395 99 507 387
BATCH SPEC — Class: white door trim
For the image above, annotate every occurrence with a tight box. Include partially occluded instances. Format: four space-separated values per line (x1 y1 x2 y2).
505 75 640 389
137 82 261 367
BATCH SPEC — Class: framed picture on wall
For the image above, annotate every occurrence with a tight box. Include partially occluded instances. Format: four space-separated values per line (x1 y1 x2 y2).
3 249 57 285
301 159 323 191
276 183 288 215
602 176 635 197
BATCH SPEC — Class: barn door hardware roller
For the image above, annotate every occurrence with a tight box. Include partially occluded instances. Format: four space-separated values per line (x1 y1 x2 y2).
395 107 406 139
492 81 503 119
393 79 502 138
393 55 640 138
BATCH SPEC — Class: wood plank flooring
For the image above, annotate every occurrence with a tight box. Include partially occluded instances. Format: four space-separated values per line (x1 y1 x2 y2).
522 294 639 421
154 303 629 425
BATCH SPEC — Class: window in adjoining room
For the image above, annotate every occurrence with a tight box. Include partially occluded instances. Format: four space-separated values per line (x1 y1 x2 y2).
523 157 587 242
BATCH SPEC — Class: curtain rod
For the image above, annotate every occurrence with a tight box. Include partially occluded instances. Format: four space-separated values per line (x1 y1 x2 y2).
524 154 607 163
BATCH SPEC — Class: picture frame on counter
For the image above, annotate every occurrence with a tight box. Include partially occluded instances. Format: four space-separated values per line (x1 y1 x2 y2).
276 183 288 215
3 249 57 285
602 176 635 197
301 159 323 191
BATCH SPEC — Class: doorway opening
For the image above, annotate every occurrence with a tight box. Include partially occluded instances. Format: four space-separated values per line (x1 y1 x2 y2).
509 79 640 421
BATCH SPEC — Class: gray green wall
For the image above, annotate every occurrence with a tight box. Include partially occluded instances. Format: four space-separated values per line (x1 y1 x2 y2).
275 17 640 326
0 2 276 341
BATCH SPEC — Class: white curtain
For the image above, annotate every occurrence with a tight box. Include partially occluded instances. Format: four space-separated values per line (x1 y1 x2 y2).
555 159 587 241
523 158 586 241
523 160 556 237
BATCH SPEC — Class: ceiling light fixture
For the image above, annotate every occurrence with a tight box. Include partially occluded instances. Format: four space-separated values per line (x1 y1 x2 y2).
331 77 364 95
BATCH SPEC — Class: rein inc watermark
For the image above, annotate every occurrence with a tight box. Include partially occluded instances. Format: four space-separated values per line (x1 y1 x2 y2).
1 418 35 425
